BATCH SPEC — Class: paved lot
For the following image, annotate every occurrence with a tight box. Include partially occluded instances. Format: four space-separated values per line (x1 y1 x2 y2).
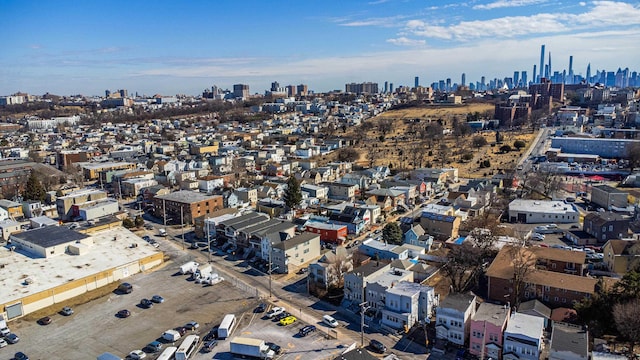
4 249 257 360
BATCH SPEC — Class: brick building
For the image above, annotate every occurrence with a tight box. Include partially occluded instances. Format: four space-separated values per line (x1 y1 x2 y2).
153 190 223 225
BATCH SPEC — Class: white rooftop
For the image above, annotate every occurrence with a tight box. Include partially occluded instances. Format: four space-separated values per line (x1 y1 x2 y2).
509 199 578 215
0 226 159 305
505 312 544 339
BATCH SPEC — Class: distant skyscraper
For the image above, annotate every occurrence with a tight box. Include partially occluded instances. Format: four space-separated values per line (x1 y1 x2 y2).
389 83 394 93
415 76 419 88
296 84 308 96
521 71 528 88
481 76 486 90
446 78 451 91
513 71 519 88
461 73 466 87
586 63 591 84
533 65 537 83
539 44 545 82
233 84 249 99
568 56 574 84
544 65 549 79
384 81 388 93
548 52 552 79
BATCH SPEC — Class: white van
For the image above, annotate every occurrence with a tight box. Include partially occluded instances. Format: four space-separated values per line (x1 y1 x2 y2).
162 329 181 342
323 315 338 328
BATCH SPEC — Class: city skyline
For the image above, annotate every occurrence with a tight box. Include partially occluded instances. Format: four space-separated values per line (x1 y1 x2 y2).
1 0 640 96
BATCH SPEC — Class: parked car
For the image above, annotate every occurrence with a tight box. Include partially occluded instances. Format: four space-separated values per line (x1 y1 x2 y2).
127 350 146 359
279 315 297 326
117 309 131 318
369 339 386 353
140 299 153 308
176 327 188 336
185 321 199 330
0 338 7 348
143 341 163 353
254 303 267 313
297 267 308 274
203 327 218 341
14 352 29 360
37 316 52 325
142 235 151 242
266 306 285 318
275 312 291 321
61 306 74 316
202 340 218 353
298 325 316 337
151 295 164 303
5 333 19 344
117 282 133 294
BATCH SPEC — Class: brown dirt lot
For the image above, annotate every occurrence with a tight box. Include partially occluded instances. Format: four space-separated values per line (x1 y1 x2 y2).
322 103 536 178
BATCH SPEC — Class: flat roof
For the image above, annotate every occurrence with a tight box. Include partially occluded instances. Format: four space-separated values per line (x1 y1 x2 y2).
12 226 89 248
155 190 219 203
509 199 578 215
506 312 544 339
0 226 159 305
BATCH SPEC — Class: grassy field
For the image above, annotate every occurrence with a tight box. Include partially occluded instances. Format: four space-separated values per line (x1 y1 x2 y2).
321 103 537 178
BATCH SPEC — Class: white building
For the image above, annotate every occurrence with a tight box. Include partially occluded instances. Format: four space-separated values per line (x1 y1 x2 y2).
77 198 120 221
435 293 477 346
380 281 436 331
503 312 545 360
508 199 579 224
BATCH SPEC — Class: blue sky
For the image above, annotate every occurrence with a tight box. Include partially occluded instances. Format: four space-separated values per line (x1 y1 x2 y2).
1 0 640 96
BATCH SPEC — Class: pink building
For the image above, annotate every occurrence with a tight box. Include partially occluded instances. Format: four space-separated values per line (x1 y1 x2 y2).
469 302 510 360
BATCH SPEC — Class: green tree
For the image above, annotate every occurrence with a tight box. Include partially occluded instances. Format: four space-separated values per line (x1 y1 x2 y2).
134 216 145 227
382 222 403 245
23 172 46 201
500 144 512 153
122 218 135 228
283 175 302 210
513 140 526 150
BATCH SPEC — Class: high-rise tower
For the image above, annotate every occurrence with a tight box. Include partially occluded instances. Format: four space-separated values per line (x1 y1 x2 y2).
539 44 545 82
568 56 574 84
415 77 419 88
461 73 466 87
548 52 552 79
586 63 591 84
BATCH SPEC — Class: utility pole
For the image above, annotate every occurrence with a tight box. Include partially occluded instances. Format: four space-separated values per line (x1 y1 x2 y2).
180 206 185 250
206 218 211 263
360 275 369 348
162 199 167 229
268 242 273 298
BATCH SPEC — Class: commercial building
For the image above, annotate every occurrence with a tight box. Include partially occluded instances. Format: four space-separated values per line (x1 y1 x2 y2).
56 188 108 221
508 199 579 224
153 190 224 225
590 185 628 210
1 226 163 322
550 137 640 158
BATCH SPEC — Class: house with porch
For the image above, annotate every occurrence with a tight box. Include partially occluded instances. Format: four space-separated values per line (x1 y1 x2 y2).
469 302 510 360
502 312 544 360
434 293 477 347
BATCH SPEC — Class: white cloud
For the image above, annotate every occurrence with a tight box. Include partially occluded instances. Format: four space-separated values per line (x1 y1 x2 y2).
403 1 640 41
473 0 548 10
386 37 426 46
368 0 391 4
337 15 407 27
579 1 586 5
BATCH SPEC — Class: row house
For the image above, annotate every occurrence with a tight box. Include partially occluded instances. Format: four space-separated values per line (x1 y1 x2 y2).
503 313 545 360
365 188 406 212
435 293 477 348
469 302 510 360
548 322 589 360
328 206 370 235
343 261 392 306
235 187 258 205
216 212 270 247
363 267 414 312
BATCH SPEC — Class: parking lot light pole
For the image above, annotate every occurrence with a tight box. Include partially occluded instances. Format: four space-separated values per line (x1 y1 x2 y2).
269 242 273 298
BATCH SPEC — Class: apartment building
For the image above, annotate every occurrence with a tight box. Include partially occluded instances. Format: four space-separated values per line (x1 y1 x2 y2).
153 190 224 225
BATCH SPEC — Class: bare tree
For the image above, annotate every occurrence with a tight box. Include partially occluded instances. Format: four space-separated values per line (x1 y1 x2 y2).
442 243 483 292
324 247 354 289
613 298 640 357
507 243 536 308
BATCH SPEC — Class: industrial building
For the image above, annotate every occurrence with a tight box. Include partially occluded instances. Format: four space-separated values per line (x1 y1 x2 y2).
0 226 163 322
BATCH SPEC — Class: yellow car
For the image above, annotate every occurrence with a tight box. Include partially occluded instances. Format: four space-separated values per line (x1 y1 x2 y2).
279 315 297 326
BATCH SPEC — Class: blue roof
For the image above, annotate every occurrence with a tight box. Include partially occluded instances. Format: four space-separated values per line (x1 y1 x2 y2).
422 212 456 223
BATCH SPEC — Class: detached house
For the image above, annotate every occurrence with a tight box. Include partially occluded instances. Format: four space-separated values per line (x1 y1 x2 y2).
583 212 630 243
602 239 640 274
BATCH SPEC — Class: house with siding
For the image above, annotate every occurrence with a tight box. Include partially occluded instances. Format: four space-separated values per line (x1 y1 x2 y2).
434 293 477 347
469 302 510 360
503 312 544 360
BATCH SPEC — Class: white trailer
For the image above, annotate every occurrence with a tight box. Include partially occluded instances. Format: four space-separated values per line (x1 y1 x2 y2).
230 337 275 359
180 261 199 275
203 273 224 285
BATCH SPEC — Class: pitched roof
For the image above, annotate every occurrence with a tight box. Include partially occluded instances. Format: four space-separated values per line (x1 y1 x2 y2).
606 239 640 255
